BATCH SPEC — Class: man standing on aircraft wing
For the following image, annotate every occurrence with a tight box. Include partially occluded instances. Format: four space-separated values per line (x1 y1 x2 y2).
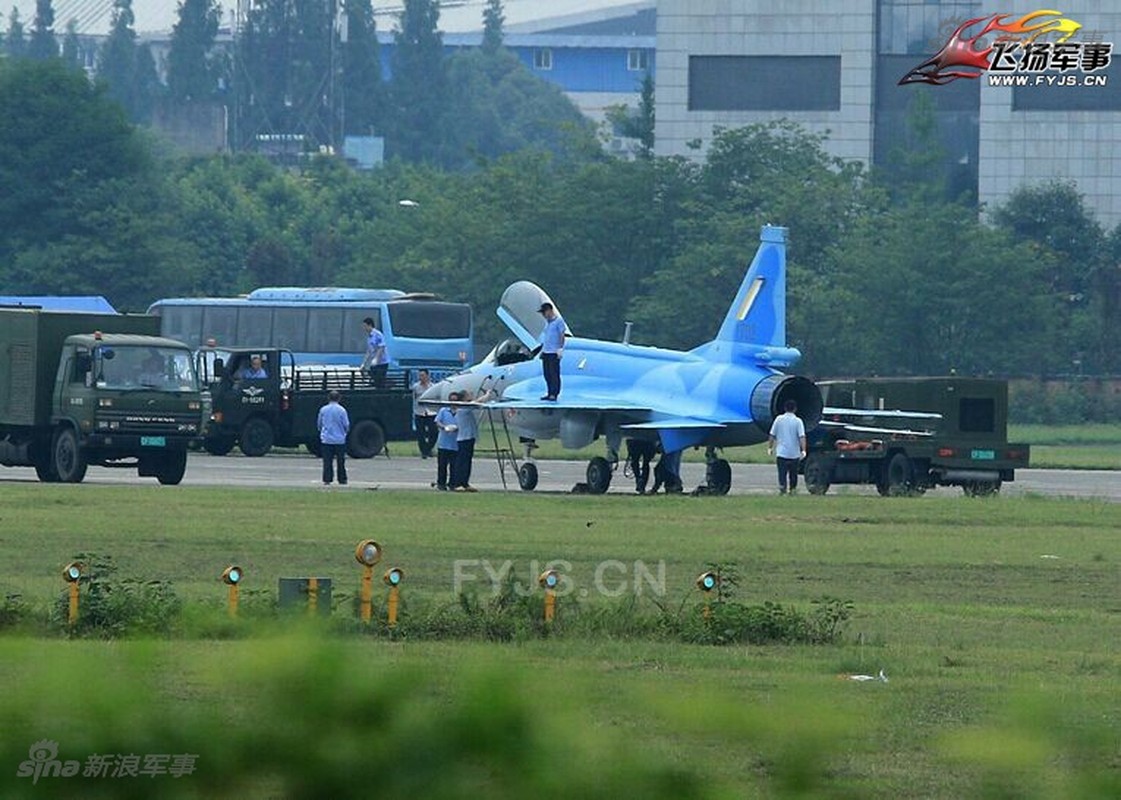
768 400 807 495
537 302 566 400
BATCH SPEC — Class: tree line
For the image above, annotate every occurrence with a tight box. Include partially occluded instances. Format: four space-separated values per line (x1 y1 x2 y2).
1 0 595 169
2 55 1119 378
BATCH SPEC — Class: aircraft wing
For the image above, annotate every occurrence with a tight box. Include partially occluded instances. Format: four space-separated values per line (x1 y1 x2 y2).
621 418 727 430
483 397 652 413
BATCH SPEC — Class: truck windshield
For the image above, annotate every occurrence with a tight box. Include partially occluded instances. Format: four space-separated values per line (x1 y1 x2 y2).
97 346 198 391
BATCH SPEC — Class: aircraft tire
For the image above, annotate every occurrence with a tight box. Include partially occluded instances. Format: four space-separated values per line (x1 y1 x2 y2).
586 456 612 494
518 462 539 491
706 458 732 495
239 418 274 457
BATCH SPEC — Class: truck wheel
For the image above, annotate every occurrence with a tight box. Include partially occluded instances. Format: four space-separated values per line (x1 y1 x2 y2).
705 458 732 495
882 452 913 497
347 420 386 459
53 428 87 483
156 452 188 485
803 454 831 495
586 456 612 494
203 437 236 456
518 462 539 491
239 418 274 457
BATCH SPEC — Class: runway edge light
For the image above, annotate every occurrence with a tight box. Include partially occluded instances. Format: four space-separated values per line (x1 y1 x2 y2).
222 565 243 618
384 567 404 628
356 540 383 624
538 569 559 624
62 562 83 627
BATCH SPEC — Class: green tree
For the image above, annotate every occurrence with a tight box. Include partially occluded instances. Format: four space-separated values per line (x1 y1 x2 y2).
167 0 220 102
388 0 445 163
0 58 198 309
61 18 80 67
991 181 1111 373
27 0 56 59
482 0 504 55
5 6 26 58
342 0 382 136
98 0 156 123
605 71 654 157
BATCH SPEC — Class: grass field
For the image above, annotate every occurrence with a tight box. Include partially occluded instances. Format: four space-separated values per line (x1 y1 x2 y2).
0 485 1119 798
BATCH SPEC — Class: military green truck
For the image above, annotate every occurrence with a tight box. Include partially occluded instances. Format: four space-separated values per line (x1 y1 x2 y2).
198 348 413 458
0 308 206 484
802 377 1030 496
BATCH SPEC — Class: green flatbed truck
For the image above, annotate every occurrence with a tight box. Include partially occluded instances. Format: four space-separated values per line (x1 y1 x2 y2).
0 308 206 484
199 348 414 458
802 377 1030 496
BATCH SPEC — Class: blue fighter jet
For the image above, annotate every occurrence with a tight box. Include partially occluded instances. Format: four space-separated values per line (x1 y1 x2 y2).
420 225 825 494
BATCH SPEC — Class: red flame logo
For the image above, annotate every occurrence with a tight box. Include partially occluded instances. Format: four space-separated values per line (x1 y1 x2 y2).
899 9 1082 85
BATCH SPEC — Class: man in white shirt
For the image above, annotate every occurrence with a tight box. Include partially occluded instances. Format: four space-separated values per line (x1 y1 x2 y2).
768 400 807 495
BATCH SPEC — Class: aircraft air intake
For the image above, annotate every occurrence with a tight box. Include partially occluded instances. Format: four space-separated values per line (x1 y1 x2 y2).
749 374 823 434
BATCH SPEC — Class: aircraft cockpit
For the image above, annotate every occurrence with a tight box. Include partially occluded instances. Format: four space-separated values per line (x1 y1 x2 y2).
485 338 534 366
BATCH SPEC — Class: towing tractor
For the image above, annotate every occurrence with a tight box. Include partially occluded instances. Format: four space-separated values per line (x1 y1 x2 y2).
0 308 206 484
199 348 413 458
804 377 1030 496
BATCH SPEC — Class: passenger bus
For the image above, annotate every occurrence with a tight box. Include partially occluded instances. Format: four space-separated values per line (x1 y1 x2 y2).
147 288 473 374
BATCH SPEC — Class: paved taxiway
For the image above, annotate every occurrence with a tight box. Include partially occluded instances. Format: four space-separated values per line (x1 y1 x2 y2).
2 451 1118 500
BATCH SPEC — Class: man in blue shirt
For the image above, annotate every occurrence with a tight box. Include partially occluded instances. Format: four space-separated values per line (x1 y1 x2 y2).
451 391 480 492
238 354 268 380
433 398 459 491
317 390 351 485
361 317 388 388
537 302 566 400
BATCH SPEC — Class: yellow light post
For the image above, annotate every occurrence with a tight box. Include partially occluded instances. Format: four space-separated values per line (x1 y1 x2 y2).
383 567 404 627
696 571 718 621
221 565 243 618
62 562 83 627
538 569 559 624
354 539 383 623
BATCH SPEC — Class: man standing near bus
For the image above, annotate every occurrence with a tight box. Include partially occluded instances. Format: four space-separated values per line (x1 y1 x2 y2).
410 368 438 458
361 317 388 388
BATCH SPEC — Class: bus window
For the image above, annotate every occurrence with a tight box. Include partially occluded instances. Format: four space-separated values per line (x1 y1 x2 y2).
307 308 346 353
160 306 204 348
203 307 238 348
273 308 308 351
388 302 471 338
343 309 382 340
237 307 273 346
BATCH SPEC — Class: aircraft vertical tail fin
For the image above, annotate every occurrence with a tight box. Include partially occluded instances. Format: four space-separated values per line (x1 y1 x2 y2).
692 225 799 366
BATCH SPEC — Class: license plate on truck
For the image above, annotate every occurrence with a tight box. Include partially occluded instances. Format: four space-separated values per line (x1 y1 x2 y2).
141 436 166 447
971 449 995 460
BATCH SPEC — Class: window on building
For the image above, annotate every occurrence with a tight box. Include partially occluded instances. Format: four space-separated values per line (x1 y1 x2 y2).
627 49 648 71
688 56 841 111
533 48 553 71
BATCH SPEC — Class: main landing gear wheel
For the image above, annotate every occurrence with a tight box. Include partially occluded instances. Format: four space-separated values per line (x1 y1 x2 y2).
705 458 732 495
518 462 539 491
586 456 613 494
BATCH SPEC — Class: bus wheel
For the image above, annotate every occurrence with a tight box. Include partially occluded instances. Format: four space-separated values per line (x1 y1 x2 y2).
239 418 274 457
348 420 386 459
518 462 539 491
53 428 88 483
